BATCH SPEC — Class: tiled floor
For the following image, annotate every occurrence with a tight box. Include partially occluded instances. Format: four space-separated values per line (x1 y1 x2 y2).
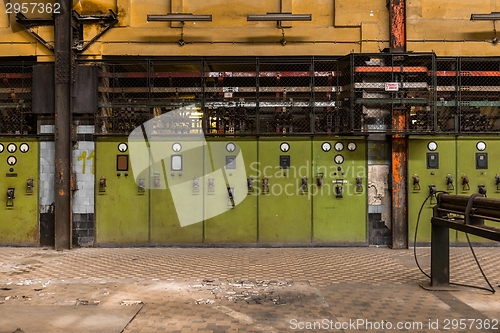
0 246 499 332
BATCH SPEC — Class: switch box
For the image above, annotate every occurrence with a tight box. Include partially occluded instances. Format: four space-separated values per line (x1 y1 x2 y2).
426 153 439 169
279 155 290 169
476 153 488 169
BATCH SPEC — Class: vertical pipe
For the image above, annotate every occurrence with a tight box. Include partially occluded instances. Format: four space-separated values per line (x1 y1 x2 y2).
54 0 72 250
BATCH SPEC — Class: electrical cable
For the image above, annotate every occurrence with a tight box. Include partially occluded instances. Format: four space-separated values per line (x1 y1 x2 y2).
413 191 495 293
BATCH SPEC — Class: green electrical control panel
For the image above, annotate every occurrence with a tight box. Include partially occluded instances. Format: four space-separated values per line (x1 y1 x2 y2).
258 138 312 243
312 138 367 243
203 138 258 243
95 138 149 244
408 137 456 243
0 139 38 244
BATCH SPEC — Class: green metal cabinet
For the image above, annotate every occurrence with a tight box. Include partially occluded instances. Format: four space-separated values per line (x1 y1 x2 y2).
149 138 203 244
95 138 149 244
456 137 499 243
204 139 258 243
408 137 456 243
312 138 367 243
258 138 312 243
0 139 38 244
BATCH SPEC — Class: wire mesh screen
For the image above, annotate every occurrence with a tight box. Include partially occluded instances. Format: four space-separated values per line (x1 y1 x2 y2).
313 59 348 134
97 62 151 134
349 53 435 134
458 57 500 133
204 60 257 135
0 64 35 135
435 57 459 133
258 60 313 134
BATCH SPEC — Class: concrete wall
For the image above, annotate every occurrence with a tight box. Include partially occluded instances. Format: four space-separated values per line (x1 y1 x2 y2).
2 0 499 59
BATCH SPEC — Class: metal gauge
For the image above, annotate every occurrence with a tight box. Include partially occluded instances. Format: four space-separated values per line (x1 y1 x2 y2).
19 143 29 153
0 143 3 153
427 141 438 151
476 141 486 151
347 142 357 151
226 142 236 152
172 142 182 152
118 142 128 153
7 156 17 166
334 154 344 164
321 142 331 152
280 142 290 152
7 143 16 153
334 142 344 152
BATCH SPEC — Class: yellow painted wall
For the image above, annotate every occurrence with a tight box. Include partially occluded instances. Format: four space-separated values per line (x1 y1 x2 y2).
0 0 499 59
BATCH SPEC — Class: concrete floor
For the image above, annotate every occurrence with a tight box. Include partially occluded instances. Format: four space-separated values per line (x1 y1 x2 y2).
0 246 499 332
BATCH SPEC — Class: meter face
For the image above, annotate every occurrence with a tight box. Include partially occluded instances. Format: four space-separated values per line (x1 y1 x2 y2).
334 154 344 164
334 142 344 152
0 143 3 153
7 143 16 153
19 143 29 153
172 142 182 152
7 156 17 166
427 141 438 151
347 142 357 151
226 142 236 152
118 142 128 152
280 142 290 152
321 142 331 152
476 141 486 151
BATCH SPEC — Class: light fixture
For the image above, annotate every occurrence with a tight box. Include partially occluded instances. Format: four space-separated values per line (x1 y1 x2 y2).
247 12 312 46
247 13 312 21
147 14 212 22
147 13 212 46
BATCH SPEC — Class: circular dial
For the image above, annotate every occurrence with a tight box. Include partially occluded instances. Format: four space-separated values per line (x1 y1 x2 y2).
7 143 16 153
19 143 29 153
7 156 17 166
334 154 344 164
427 141 438 151
0 143 4 153
280 142 290 153
321 142 331 152
334 142 344 152
172 142 182 152
476 141 486 151
347 142 357 151
226 142 236 152
118 142 128 152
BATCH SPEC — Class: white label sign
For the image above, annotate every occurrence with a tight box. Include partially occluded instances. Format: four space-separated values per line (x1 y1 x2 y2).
385 82 399 91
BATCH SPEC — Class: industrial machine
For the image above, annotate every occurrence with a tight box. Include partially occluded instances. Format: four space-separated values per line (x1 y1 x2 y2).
0 139 38 244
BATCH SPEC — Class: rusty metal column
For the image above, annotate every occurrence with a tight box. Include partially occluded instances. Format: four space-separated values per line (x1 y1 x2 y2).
388 0 407 249
54 0 72 250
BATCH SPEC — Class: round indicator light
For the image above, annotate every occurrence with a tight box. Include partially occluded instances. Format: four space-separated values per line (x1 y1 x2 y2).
118 142 128 152
321 142 331 152
0 143 4 153
476 141 486 151
347 142 357 151
172 142 182 152
7 143 16 153
334 154 344 164
19 143 29 153
280 142 290 153
334 142 344 152
7 156 17 166
226 142 236 152
427 141 438 151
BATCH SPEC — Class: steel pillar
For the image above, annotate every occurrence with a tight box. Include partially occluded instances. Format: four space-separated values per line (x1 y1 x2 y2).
54 0 72 250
